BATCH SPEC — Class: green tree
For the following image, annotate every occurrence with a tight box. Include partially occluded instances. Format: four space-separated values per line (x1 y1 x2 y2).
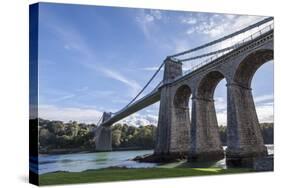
112 129 122 147
39 128 56 147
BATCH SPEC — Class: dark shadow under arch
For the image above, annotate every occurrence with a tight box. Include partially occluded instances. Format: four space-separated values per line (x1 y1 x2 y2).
197 71 225 100
174 85 192 108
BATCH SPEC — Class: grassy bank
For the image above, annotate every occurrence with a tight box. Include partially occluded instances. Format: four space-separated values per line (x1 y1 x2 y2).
40 167 251 185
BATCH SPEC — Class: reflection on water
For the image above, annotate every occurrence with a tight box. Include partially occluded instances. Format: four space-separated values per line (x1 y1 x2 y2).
37 145 273 174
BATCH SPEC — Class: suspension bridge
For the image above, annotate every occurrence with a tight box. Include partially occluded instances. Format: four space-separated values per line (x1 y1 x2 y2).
93 17 274 165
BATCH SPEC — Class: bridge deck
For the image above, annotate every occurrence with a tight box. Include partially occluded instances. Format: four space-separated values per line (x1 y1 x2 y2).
101 89 160 126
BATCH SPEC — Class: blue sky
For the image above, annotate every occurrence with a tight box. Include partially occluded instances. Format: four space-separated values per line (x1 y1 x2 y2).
37 3 273 125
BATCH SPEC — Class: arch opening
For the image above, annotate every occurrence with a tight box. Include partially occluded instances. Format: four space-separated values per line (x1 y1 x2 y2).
234 49 273 88
251 61 274 125
197 71 225 100
170 84 192 155
225 49 273 162
174 85 192 109
189 71 226 161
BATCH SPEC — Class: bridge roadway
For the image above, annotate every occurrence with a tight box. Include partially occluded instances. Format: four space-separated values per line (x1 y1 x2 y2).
100 28 273 128
101 88 161 127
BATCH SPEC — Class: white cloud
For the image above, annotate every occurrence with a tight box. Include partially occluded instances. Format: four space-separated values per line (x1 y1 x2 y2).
214 94 274 126
254 94 273 104
99 67 141 97
53 94 76 102
214 97 227 125
225 14 236 20
47 22 94 59
50 25 142 98
150 10 162 20
136 9 163 38
214 97 227 112
254 94 274 123
141 66 164 71
173 13 269 74
47 21 142 99
217 110 227 126
183 14 263 38
39 104 103 124
256 104 274 123
215 104 273 126
39 88 78 104
181 17 197 25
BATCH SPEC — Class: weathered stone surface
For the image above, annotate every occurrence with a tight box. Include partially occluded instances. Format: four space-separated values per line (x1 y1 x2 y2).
226 155 274 169
189 98 224 161
226 83 267 161
154 32 273 162
170 85 191 155
253 155 274 171
155 58 190 158
95 112 112 151
188 71 224 161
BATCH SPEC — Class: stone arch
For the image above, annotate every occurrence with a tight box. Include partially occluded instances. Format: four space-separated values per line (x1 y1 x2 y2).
173 84 192 109
226 49 273 164
168 84 192 155
196 70 226 100
233 49 273 88
189 70 226 161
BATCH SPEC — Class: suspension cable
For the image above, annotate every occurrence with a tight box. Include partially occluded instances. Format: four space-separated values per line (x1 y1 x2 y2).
124 60 166 107
106 17 273 119
179 44 237 62
169 17 273 58
96 114 103 126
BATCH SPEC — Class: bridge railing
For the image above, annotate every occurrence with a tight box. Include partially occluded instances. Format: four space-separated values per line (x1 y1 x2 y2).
108 81 162 116
183 23 273 76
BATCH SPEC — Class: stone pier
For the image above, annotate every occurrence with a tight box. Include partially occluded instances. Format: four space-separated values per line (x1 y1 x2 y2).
95 112 112 152
154 58 190 160
226 83 267 167
189 96 224 161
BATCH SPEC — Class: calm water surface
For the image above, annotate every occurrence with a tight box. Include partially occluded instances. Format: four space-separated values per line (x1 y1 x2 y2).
38 145 273 174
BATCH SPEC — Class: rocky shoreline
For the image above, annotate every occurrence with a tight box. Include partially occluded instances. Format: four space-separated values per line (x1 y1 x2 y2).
133 153 274 171
133 153 187 163
39 147 153 155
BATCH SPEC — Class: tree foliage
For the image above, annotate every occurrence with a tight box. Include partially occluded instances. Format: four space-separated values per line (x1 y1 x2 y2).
218 123 273 145
111 124 156 149
39 119 96 151
38 118 273 153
